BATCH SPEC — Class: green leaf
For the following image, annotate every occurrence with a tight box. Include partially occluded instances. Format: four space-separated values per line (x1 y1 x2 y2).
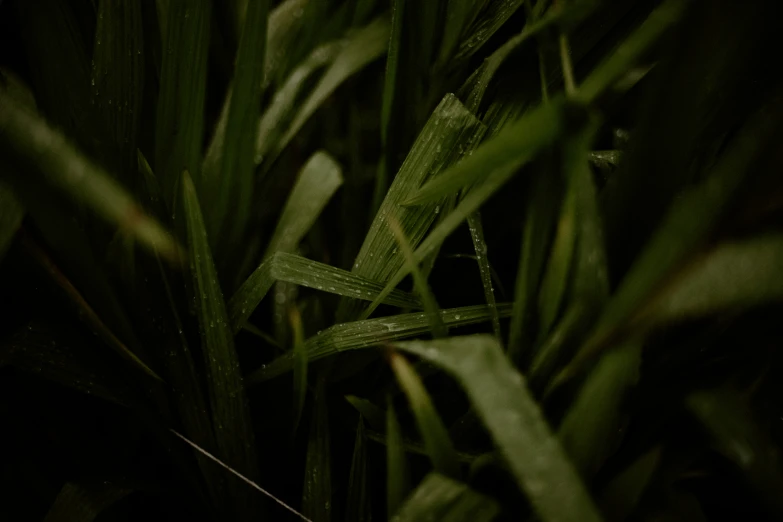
393 335 602 522
640 235 783 324
264 152 343 258
344 93 487 320
155 2 210 207
389 215 447 338
91 0 145 180
529 303 588 392
0 93 182 264
392 473 500 522
255 43 341 165
44 481 130 522
346 419 372 522
366 428 482 463
406 98 565 207
380 0 405 149
303 382 332 522
390 352 460 478
264 0 311 88
228 251 422 333
291 306 308 435
273 16 391 161
507 154 561 362
387 400 410 519
452 0 524 66
181 171 263 517
466 213 501 339
568 96 783 377
558 340 642 478
201 0 268 248
248 303 513 382
346 395 387 431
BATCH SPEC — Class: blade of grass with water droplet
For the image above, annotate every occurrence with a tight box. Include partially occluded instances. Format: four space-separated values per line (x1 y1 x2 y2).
264 152 343 257
451 0 524 66
201 0 268 248
303 381 332 522
91 0 145 181
346 418 371 522
249 304 513 382
44 481 130 522
273 16 390 161
387 399 410 519
390 352 460 478
344 93 487 320
392 473 500 522
393 335 602 522
466 213 501 339
155 2 210 207
389 216 447 338
229 252 422 333
0 94 182 264
181 171 263 518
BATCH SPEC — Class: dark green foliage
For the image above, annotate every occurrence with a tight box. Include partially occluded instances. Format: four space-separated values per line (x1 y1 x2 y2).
2 0 783 521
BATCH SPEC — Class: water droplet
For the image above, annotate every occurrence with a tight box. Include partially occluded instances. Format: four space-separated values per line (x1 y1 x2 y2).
454 314 461 320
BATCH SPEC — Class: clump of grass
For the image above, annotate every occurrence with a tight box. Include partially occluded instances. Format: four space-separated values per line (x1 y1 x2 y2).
1 0 783 521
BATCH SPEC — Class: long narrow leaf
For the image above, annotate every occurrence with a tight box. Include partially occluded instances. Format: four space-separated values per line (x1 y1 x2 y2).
346 419 372 522
155 2 210 206
303 383 332 522
390 352 460 477
393 335 602 522
229 252 422 333
249 304 513 382
181 171 263 517
387 400 410 519
44 482 130 522
392 473 499 522
265 152 343 258
0 93 182 263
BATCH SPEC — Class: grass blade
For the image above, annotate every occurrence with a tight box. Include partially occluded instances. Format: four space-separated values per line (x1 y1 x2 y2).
44 482 130 522
390 352 460 478
0 93 182 264
389 216 447 338
255 43 341 165
392 473 500 522
346 419 372 522
558 340 642 477
264 0 310 88
181 171 262 517
639 235 783 324
393 335 602 522
264 152 343 258
228 252 422 333
387 400 410 519
466 213 501 339
274 16 390 161
346 395 386 431
452 0 524 65
566 96 783 377
249 304 513 382
155 2 210 207
202 0 268 247
303 382 332 522
600 447 661 522
344 93 487 319
91 0 145 180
